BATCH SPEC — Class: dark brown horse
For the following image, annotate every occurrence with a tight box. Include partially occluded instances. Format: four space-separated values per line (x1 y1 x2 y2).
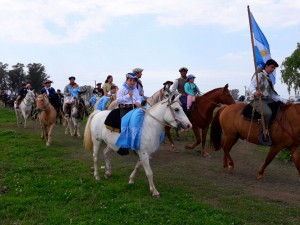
210 103 300 181
165 84 236 156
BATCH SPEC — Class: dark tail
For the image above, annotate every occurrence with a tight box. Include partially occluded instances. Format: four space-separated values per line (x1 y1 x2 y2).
210 106 226 151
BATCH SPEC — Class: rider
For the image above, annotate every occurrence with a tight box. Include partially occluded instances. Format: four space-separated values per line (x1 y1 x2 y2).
117 73 141 118
15 83 28 109
171 67 188 113
184 74 200 111
132 68 147 105
41 80 59 109
103 75 116 96
93 82 104 96
248 59 287 140
63 76 80 116
163 81 173 91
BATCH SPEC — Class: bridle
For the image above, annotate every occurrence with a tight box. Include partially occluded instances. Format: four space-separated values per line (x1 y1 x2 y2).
22 92 35 107
36 95 51 112
141 97 181 128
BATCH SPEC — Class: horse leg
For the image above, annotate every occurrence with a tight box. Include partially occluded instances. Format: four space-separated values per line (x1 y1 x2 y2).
222 135 239 171
139 151 160 197
164 126 176 151
103 146 113 179
200 127 211 158
257 146 283 180
185 125 201 150
129 160 142 184
46 124 55 146
291 147 300 182
76 120 81 138
93 140 102 180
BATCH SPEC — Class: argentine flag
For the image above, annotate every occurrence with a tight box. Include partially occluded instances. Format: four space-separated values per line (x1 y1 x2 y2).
250 12 275 84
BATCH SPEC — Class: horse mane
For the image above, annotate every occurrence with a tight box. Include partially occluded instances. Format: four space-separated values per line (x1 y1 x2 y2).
195 87 223 103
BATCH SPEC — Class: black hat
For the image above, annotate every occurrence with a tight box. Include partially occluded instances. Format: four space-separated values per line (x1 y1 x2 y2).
69 76 76 80
21 83 27 86
96 83 102 86
179 67 188 72
163 81 173 86
44 80 53 84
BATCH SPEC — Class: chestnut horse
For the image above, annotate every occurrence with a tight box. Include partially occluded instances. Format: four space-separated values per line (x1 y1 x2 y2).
165 84 235 156
36 94 57 146
210 103 300 181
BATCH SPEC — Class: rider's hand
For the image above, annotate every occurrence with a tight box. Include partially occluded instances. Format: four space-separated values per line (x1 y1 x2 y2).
135 102 141 108
128 90 133 97
254 91 262 97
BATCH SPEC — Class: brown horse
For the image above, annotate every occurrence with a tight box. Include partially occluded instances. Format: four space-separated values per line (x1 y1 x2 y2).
36 94 57 146
210 102 300 181
165 84 236 156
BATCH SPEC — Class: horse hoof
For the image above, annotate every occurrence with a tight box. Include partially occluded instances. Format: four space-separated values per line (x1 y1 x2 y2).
46 143 51 147
152 193 160 198
128 179 134 184
257 174 264 180
95 175 100 180
170 148 179 153
185 144 195 149
104 172 111 179
201 153 211 158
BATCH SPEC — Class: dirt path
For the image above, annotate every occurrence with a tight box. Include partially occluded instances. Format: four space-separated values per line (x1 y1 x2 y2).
152 139 300 206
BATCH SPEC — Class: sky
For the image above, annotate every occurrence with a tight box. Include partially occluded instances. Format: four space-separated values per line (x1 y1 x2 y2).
0 0 299 98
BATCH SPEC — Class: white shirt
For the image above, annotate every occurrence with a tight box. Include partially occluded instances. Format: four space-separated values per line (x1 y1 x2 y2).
248 70 287 103
117 85 141 105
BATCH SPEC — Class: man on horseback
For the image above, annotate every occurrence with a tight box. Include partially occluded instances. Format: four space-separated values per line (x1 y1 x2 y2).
93 82 104 97
63 76 80 117
133 67 147 105
248 59 287 141
171 67 188 113
15 83 28 109
41 80 60 112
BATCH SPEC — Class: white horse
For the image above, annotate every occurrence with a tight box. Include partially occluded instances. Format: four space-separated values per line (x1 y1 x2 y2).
14 90 35 128
84 94 192 197
107 87 172 110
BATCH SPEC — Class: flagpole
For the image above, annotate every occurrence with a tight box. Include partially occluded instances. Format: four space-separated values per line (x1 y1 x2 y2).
247 5 268 138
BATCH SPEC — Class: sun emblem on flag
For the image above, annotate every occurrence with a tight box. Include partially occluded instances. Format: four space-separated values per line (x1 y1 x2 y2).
260 50 269 56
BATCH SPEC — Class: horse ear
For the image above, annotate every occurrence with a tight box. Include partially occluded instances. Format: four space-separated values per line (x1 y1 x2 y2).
172 94 181 102
224 84 229 90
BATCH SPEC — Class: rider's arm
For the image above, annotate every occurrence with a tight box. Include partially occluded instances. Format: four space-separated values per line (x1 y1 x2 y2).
248 73 262 95
116 87 131 104
171 79 178 94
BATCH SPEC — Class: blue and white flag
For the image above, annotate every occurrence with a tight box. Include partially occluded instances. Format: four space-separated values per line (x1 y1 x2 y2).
250 12 275 84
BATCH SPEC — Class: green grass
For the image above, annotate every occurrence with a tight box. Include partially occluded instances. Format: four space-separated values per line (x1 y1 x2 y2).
1 107 299 225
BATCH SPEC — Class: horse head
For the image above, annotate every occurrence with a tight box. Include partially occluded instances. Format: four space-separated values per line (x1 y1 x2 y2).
163 94 192 130
220 84 236 105
26 90 36 105
36 94 50 112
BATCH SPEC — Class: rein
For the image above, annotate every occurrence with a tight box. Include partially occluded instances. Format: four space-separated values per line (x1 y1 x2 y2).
37 95 51 112
198 91 223 107
141 99 180 128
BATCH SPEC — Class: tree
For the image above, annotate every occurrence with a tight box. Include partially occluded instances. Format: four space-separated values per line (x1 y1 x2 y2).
26 63 49 93
0 62 9 89
281 43 300 95
8 63 26 91
229 89 239 100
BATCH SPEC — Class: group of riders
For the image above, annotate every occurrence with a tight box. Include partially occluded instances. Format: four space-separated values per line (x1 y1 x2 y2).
0 59 287 143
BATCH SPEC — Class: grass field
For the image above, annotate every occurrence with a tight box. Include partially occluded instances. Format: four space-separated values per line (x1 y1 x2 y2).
0 107 299 225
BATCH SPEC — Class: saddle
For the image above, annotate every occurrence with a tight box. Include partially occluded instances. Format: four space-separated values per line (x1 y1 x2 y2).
242 101 283 123
104 108 121 133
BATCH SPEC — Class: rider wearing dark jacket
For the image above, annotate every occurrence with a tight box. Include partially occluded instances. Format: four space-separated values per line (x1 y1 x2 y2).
15 83 28 108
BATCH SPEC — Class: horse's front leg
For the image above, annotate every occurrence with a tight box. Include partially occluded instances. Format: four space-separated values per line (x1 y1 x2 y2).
76 120 81 138
257 146 282 180
185 125 201 150
46 124 55 146
93 140 102 180
139 151 159 197
200 127 210 158
291 146 300 182
129 159 142 184
103 146 112 179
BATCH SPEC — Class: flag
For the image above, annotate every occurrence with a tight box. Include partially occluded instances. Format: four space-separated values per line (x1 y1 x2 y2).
250 12 275 84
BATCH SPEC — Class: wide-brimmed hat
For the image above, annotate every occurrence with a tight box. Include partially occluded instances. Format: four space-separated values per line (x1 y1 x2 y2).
132 68 144 73
163 81 173 86
44 80 53 84
186 74 196 80
179 67 188 72
69 76 76 80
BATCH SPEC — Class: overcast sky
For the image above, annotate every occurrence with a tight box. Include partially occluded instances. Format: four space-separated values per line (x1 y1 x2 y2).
1 0 299 98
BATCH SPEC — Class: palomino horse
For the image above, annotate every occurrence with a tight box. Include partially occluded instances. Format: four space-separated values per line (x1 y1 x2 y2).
107 87 172 110
36 94 57 146
210 103 300 181
84 95 192 197
14 90 35 128
165 84 235 156
64 94 88 137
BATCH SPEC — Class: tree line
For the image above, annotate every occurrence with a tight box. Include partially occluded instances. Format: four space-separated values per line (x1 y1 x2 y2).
0 62 49 93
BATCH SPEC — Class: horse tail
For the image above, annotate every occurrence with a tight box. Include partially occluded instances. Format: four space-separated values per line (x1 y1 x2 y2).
83 111 98 151
210 105 227 151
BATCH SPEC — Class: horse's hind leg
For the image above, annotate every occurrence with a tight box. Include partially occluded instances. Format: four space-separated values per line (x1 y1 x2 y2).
46 124 55 146
139 151 160 197
93 140 102 180
257 146 282 180
103 146 113 179
129 159 142 184
222 135 239 171
164 126 176 150
291 147 300 182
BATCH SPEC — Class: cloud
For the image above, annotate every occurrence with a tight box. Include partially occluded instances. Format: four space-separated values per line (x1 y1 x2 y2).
0 0 299 44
